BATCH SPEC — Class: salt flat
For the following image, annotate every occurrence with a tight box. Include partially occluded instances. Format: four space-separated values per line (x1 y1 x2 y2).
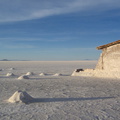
0 61 120 120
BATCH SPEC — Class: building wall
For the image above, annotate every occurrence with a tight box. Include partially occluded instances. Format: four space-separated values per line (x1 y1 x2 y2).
95 44 120 71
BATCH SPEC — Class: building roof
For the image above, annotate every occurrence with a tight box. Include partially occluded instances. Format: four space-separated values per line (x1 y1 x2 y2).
96 40 120 50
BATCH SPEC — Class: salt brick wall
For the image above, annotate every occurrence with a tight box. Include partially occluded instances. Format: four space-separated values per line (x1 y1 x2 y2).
95 44 120 71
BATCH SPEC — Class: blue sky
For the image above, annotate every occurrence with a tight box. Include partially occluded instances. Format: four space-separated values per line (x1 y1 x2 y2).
0 0 120 61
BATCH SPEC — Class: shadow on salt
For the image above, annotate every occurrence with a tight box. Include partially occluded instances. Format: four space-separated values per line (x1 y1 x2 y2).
6 91 115 104
30 96 115 103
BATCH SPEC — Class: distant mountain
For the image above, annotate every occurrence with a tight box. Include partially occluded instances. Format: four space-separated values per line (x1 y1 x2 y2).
0 59 31 61
0 59 10 61
83 59 95 61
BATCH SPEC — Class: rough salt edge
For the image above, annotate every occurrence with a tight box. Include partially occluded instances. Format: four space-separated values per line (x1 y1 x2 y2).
72 69 120 78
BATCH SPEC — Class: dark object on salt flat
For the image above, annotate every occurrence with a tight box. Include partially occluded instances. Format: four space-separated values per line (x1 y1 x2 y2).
75 69 84 72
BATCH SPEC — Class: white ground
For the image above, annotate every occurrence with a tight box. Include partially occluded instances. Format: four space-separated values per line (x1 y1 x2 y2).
0 61 120 120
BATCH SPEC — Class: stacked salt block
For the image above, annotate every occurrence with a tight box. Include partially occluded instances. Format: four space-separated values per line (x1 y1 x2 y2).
7 90 34 103
26 72 34 76
18 75 29 80
6 73 15 77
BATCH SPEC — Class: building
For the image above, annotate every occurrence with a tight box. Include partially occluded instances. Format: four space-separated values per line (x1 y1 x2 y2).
96 40 120 71
72 40 120 78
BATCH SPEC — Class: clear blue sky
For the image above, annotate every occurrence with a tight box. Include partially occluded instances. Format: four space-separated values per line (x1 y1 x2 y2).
0 0 120 61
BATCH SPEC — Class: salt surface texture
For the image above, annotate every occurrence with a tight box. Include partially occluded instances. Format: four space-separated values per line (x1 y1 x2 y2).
0 61 120 120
